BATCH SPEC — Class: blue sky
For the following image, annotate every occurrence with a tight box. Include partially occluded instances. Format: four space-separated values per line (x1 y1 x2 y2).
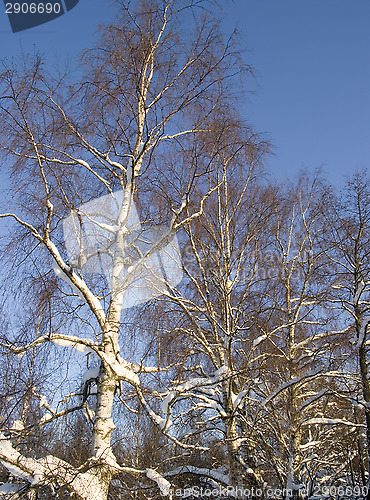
0 0 369 186
225 0 370 184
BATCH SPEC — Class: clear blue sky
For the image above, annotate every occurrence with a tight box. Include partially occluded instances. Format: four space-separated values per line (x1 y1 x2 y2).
0 0 369 185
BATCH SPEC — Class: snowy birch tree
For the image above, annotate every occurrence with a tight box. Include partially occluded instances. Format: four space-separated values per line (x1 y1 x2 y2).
326 172 370 494
1 0 363 496
245 172 370 496
243 177 356 496
131 118 270 492
0 1 253 498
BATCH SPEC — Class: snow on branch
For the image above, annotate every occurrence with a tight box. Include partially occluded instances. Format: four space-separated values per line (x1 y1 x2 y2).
293 325 352 350
1 333 100 360
231 389 248 410
0 432 34 482
146 469 172 497
98 352 140 385
357 313 370 348
301 418 364 428
0 431 145 498
135 385 208 451
53 259 86 302
0 335 49 355
261 368 322 407
192 393 227 418
353 279 367 305
0 213 42 242
51 334 98 355
161 366 230 414
298 388 328 412
166 465 231 487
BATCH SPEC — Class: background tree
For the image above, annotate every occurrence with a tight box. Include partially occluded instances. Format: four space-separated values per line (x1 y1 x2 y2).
133 116 270 491
326 172 370 495
247 176 357 496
